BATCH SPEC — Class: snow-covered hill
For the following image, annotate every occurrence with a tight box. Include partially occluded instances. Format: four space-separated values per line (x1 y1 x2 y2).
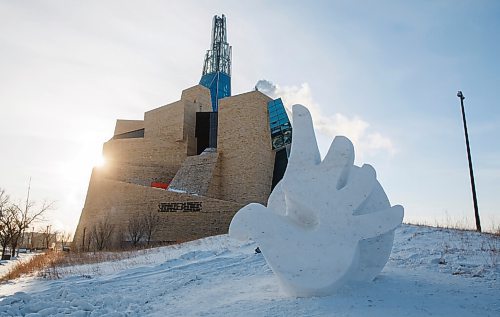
0 225 498 316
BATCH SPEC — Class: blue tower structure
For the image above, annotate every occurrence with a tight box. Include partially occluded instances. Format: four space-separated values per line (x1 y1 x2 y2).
200 15 232 111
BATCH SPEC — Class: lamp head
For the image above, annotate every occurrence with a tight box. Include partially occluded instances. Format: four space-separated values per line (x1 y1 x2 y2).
457 91 464 99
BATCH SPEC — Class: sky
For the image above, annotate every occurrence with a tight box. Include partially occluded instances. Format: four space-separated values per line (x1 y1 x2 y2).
0 0 499 234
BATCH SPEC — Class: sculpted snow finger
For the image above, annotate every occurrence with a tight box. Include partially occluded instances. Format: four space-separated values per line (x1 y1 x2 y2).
321 136 355 188
287 104 321 169
230 203 300 243
229 105 404 297
353 205 405 240
228 203 267 241
333 164 377 214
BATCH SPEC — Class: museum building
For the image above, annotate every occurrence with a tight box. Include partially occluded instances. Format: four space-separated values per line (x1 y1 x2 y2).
73 15 292 249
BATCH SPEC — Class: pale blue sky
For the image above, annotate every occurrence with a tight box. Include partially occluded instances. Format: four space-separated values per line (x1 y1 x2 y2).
0 1 498 233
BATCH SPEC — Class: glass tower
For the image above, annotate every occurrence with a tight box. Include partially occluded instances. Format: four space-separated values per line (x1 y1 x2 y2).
268 98 292 189
268 98 292 151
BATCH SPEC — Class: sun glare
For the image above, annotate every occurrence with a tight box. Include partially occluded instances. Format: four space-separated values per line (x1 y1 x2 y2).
94 154 106 168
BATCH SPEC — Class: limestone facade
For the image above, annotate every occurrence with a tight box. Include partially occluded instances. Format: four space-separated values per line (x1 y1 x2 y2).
73 85 275 249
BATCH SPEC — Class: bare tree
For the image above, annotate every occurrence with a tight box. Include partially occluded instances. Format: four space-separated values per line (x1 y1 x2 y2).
0 190 15 258
0 188 51 258
90 217 114 251
127 213 145 247
42 225 54 249
9 181 53 256
0 215 16 258
143 211 160 246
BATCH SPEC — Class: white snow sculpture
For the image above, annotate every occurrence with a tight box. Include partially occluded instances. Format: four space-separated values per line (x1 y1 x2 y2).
229 104 404 297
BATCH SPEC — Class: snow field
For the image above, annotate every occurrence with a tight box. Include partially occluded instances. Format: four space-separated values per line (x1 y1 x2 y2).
0 225 498 316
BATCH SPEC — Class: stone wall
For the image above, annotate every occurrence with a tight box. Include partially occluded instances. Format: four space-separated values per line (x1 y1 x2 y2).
101 85 212 186
114 119 144 136
73 168 243 249
217 91 275 205
99 162 178 187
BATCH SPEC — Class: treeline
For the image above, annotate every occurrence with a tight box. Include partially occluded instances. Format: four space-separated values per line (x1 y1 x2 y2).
79 211 161 252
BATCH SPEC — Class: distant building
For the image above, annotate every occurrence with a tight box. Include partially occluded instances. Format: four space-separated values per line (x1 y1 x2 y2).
18 231 58 250
73 15 292 249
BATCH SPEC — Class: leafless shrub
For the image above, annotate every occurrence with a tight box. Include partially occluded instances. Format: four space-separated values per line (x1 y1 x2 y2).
143 211 160 246
127 212 146 247
125 211 161 247
90 217 114 251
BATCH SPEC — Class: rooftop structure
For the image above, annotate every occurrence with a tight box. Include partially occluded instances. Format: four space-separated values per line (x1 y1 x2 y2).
199 15 232 112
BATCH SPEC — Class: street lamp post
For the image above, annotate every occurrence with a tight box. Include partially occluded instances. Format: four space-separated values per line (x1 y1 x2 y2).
457 91 481 232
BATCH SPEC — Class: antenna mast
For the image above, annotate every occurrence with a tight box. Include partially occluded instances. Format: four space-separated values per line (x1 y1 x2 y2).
199 14 232 111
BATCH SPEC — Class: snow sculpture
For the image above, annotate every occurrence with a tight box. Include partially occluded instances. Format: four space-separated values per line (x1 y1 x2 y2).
229 104 404 297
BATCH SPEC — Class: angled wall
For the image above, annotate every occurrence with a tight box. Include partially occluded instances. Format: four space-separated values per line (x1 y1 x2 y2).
217 91 275 205
73 168 243 249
